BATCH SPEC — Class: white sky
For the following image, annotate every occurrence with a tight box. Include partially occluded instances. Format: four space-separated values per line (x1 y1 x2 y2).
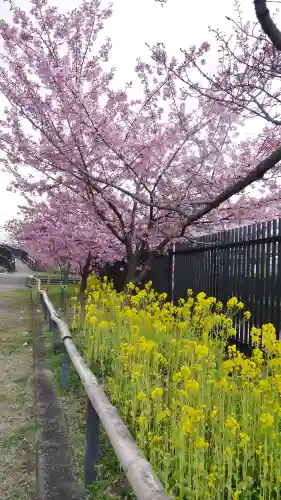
0 0 264 241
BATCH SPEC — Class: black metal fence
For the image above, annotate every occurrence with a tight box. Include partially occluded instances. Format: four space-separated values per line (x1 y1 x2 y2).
146 219 281 341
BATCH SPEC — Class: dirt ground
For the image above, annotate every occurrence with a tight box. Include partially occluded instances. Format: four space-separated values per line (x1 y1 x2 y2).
0 290 37 500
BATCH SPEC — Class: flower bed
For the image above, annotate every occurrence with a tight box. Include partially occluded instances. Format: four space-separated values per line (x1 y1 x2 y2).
71 277 281 499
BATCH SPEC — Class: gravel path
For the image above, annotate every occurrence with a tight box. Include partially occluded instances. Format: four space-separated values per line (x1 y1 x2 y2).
0 258 31 291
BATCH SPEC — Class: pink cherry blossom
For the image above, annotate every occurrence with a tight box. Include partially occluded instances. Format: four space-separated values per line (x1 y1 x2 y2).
2 0 281 284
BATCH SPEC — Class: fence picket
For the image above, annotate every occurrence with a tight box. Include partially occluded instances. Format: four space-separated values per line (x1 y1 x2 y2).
271 220 278 327
255 223 262 329
160 218 281 343
276 220 281 339
259 222 267 331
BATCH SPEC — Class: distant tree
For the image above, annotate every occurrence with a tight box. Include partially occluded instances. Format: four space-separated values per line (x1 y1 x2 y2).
7 191 124 296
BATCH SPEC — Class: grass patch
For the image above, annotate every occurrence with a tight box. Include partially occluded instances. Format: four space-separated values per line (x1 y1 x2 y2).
0 291 31 357
0 287 36 499
44 327 135 500
1 422 37 449
4 337 32 355
0 284 30 322
1 327 32 356
0 391 8 401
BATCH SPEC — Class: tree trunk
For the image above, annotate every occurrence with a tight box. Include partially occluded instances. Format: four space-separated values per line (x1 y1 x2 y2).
79 252 92 304
80 269 89 298
123 233 162 290
124 249 156 289
134 251 156 287
78 252 92 326
62 263 70 285
124 254 138 287
58 261 70 284
124 236 142 288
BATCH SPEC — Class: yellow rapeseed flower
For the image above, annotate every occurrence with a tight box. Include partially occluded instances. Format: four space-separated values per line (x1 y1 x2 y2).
195 344 209 360
223 317 233 329
131 368 142 380
180 365 192 378
224 447 234 457
260 412 274 428
182 417 193 435
89 316 98 325
239 432 250 448
73 276 281 496
227 297 238 309
156 409 171 423
195 437 209 449
97 320 109 329
262 323 277 352
216 301 223 312
136 415 147 426
225 415 240 435
172 371 183 383
207 472 216 489
255 444 263 456
233 491 241 500
185 379 200 392
250 327 261 343
151 387 164 399
210 407 217 418
136 392 147 401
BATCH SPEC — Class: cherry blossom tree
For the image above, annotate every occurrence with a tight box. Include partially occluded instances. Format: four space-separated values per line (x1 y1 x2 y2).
7 191 124 294
3 0 281 285
146 2 281 213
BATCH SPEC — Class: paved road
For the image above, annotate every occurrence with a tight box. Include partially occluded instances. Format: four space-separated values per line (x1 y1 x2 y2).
0 258 31 291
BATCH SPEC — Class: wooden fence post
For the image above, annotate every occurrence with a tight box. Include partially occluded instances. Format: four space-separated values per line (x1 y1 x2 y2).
84 396 100 486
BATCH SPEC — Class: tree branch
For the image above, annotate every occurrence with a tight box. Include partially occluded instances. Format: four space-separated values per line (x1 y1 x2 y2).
254 0 281 50
181 143 281 234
